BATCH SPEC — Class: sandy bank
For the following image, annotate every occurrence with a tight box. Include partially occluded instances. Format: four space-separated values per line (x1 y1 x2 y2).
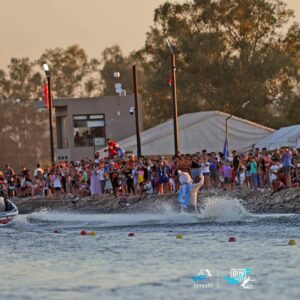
11 187 300 215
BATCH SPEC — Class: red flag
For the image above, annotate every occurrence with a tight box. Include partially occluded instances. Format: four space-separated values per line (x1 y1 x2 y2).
43 83 49 108
168 74 173 87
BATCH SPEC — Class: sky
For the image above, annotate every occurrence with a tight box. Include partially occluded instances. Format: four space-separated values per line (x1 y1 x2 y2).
0 0 299 69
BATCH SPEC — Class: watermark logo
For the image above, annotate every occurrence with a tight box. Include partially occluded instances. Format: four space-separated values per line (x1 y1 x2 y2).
193 269 214 288
224 268 255 289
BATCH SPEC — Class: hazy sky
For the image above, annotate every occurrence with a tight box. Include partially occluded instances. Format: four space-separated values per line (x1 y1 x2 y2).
0 0 299 69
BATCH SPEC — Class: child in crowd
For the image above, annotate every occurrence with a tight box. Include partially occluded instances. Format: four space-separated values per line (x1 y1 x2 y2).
222 161 232 191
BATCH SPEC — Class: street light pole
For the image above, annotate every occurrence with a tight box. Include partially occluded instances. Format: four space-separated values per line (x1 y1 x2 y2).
225 114 232 155
132 65 142 158
225 100 251 152
43 64 55 163
167 39 179 156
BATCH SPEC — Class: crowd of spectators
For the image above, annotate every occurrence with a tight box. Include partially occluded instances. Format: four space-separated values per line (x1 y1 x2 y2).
1 144 300 201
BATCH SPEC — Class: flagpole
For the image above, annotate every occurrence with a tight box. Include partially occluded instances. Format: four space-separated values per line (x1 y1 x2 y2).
47 75 55 164
43 64 55 163
171 53 179 156
166 38 180 156
132 65 142 158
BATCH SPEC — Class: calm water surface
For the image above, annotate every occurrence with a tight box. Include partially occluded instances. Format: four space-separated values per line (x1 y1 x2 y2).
0 197 299 300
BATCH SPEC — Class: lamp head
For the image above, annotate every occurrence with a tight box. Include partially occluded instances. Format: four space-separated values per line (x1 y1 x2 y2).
241 100 251 109
166 39 174 54
43 63 50 77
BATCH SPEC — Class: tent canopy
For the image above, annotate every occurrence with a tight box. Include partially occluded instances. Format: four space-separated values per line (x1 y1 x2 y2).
101 111 274 156
255 125 300 150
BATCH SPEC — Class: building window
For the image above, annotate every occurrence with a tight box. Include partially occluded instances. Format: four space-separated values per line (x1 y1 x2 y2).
56 116 68 149
73 114 106 147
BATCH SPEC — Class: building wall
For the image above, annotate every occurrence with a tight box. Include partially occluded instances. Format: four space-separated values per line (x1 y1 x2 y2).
48 95 141 162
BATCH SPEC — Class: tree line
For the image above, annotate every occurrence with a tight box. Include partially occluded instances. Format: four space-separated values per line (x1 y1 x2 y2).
0 0 299 169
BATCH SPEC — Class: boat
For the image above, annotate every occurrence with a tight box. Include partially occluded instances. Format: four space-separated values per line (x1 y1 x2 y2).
0 200 19 225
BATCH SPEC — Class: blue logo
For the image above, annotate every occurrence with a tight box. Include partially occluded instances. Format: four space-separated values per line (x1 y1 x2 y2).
193 275 208 284
193 269 214 288
224 268 255 289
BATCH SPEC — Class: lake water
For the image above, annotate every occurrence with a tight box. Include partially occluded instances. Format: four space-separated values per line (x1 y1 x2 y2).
0 197 299 300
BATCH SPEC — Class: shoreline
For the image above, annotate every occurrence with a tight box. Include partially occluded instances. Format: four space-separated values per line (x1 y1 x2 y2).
12 188 300 215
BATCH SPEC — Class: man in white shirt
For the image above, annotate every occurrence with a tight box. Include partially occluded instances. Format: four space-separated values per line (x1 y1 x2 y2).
34 164 44 177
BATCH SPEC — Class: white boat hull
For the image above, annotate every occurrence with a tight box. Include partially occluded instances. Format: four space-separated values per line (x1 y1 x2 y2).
0 200 18 225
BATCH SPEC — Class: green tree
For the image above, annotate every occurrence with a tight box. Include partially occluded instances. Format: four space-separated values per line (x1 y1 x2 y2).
6 57 43 100
0 100 49 170
0 46 102 169
99 45 137 96
207 0 299 125
139 0 300 128
0 58 49 170
0 97 50 171
38 44 100 98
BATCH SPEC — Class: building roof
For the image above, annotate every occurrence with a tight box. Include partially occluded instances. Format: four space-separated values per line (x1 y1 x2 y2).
116 111 275 155
255 125 300 150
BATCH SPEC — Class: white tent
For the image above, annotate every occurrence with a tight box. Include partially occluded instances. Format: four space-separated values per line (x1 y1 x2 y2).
108 111 274 155
255 125 300 150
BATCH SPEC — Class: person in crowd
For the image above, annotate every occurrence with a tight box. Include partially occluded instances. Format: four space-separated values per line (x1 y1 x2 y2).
90 165 101 197
4 164 14 181
295 149 300 178
33 164 44 177
221 161 232 191
4 164 15 197
245 156 252 189
191 155 201 180
261 147 272 187
111 168 121 197
3 146 300 201
209 157 219 188
232 151 241 186
0 171 8 196
74 132 82 147
97 161 106 194
239 166 246 186
33 171 45 196
105 138 125 159
201 158 211 190
52 171 62 196
282 147 292 187
157 157 171 194
137 178 152 197
19 169 34 197
94 152 101 164
249 156 258 190
257 156 266 189
271 169 287 195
